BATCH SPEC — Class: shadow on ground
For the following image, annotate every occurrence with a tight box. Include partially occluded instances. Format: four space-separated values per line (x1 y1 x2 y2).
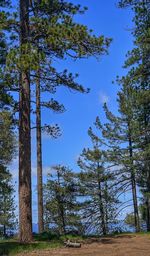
84 234 135 245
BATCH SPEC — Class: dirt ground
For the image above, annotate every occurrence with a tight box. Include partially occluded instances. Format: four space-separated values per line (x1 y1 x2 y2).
18 234 150 256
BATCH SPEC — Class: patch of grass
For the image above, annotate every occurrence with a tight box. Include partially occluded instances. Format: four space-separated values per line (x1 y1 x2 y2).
109 231 150 237
0 232 86 255
34 232 85 243
0 238 62 256
33 231 59 241
133 231 150 236
61 234 85 242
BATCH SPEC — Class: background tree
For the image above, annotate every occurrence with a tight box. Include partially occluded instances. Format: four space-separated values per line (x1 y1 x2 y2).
118 0 150 230
0 166 17 237
94 91 141 232
0 111 16 166
29 0 111 235
44 165 81 235
0 110 17 237
77 129 118 235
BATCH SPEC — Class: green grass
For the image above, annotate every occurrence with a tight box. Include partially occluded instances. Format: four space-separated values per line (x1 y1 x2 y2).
0 232 85 256
105 231 150 238
132 231 150 236
0 237 62 256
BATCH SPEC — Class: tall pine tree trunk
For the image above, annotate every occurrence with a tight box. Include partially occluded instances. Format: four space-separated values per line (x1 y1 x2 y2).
98 177 106 235
36 69 44 233
3 195 6 237
19 0 32 242
131 172 140 232
128 135 140 232
3 225 6 237
57 170 66 235
145 194 150 231
104 181 109 233
144 110 150 231
33 0 44 234
59 202 66 235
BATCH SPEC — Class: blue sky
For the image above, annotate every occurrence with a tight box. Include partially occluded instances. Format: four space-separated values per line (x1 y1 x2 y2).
35 0 134 168
10 0 134 223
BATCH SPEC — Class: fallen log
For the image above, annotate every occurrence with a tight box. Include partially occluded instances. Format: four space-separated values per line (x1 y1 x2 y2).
64 240 81 248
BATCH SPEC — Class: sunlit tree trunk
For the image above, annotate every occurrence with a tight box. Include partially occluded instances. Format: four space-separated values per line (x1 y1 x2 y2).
128 129 140 232
19 0 32 243
36 67 44 233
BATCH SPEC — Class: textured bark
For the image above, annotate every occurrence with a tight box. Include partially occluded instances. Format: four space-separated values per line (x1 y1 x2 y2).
144 111 150 231
57 171 66 235
97 163 107 235
146 164 150 231
36 70 44 233
128 133 140 232
104 181 109 234
97 166 107 236
19 0 32 243
64 241 81 248
131 172 140 232
3 225 6 237
146 197 150 231
98 181 107 236
33 0 44 233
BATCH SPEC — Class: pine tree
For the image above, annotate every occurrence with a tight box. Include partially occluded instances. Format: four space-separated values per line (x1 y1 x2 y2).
1 0 111 241
0 111 16 166
118 0 150 230
29 0 111 234
18 0 33 242
44 165 81 235
0 110 17 237
77 129 118 235
93 92 141 232
0 166 17 237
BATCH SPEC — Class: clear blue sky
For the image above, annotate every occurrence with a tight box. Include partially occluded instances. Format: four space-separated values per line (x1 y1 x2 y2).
33 0 133 168
10 0 134 224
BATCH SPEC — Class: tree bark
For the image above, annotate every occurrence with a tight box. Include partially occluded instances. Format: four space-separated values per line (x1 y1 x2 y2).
131 172 140 232
3 225 6 237
98 182 107 235
36 69 44 233
128 134 140 232
57 170 66 235
144 110 150 231
104 181 109 234
146 162 150 231
19 0 32 243
32 0 44 234
97 166 107 236
3 195 6 237
64 240 81 248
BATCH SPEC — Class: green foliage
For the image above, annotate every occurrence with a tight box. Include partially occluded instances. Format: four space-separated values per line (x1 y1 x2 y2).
0 166 17 237
34 231 59 241
0 111 16 166
77 129 119 235
44 165 82 235
125 212 135 227
0 0 111 138
1 0 111 103
118 0 150 229
0 112 17 237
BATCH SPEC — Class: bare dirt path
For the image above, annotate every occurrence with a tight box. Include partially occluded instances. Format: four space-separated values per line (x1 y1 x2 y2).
18 234 150 256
